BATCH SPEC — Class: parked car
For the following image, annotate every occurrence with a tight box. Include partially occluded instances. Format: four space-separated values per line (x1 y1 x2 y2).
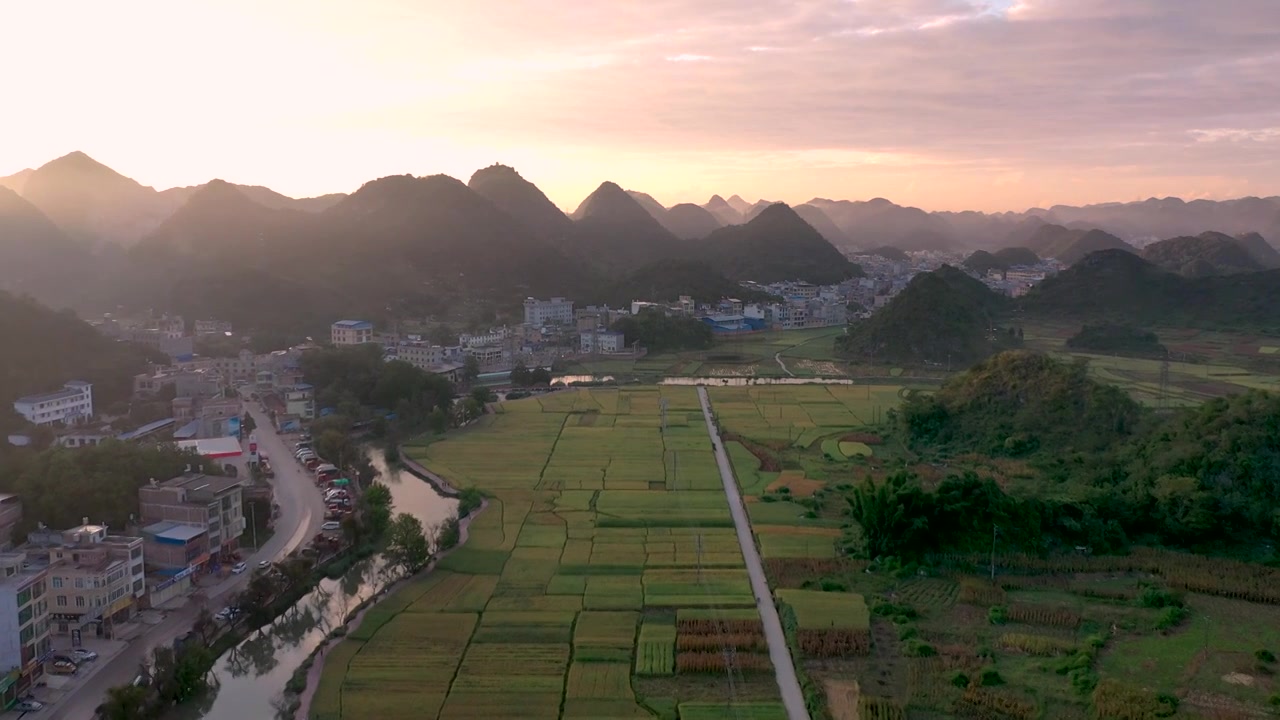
321 521 342 531
14 698 43 711
49 659 77 675
258 560 271 569
70 648 99 662
231 562 248 574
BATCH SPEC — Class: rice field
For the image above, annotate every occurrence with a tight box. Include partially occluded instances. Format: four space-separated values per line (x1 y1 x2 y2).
309 387 781 719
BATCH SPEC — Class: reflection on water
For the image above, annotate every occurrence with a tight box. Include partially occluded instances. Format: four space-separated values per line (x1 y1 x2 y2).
551 374 615 385
552 374 861 386
176 447 458 720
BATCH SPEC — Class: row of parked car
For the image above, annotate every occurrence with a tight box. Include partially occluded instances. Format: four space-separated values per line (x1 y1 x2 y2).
294 438 351 533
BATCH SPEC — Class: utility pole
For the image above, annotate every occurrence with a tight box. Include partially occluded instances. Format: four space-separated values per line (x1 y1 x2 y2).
695 533 704 581
250 501 259 549
990 525 999 582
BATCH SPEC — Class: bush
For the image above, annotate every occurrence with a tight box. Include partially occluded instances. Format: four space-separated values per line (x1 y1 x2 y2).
905 639 936 657
988 605 1009 625
1155 605 1188 630
1256 649 1277 663
979 667 1004 687
950 671 971 688
819 579 847 592
898 625 918 641
1137 585 1182 609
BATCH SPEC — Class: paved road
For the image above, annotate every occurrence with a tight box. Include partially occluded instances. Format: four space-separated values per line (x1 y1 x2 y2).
46 408 324 720
697 386 810 720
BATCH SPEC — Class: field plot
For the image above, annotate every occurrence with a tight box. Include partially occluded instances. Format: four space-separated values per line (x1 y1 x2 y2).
778 589 872 657
314 387 784 718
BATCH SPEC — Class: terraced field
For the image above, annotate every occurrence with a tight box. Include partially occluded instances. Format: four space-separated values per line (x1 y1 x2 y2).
310 387 782 720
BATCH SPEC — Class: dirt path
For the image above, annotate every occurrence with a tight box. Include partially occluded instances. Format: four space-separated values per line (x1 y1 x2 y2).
824 679 861 720
774 351 796 377
698 386 811 720
293 497 488 719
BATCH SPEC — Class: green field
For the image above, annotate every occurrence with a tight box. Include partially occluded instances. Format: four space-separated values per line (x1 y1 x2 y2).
310 387 779 719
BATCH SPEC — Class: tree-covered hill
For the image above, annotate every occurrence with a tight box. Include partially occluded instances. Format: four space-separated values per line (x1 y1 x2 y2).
1066 323 1167 357
836 265 1014 366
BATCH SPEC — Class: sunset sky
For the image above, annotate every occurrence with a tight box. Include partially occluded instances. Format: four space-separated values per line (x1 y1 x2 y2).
3 0 1278 212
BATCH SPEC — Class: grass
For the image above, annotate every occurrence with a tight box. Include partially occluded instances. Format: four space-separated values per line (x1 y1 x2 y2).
776 589 870 630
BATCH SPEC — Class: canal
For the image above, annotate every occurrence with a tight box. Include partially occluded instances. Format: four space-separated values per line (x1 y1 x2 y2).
174 448 458 720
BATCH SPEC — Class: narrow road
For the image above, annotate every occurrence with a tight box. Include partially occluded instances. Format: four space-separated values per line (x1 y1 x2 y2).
774 351 795 377
696 386 810 720
48 406 324 720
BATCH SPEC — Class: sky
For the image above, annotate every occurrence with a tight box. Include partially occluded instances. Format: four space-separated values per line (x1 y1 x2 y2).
2 0 1279 212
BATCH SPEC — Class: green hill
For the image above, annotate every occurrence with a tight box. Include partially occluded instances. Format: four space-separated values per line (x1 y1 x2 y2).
964 247 1041 276
900 350 1143 456
1025 224 1134 265
1066 323 1167 357
1141 231 1270 277
698 203 861 284
836 265 1013 366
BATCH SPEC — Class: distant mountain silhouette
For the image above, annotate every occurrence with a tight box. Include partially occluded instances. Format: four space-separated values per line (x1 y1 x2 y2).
1023 224 1134 265
807 197 955 251
963 247 1041 275
726 195 752 215
626 190 667 220
136 180 307 259
698 203 860 284
21 151 171 245
572 182 682 268
0 187 91 307
1141 231 1272 277
160 182 344 214
0 168 33 195
703 195 742 225
660 203 722 240
793 204 852 247
468 164 573 240
1233 232 1280 268
742 200 781 223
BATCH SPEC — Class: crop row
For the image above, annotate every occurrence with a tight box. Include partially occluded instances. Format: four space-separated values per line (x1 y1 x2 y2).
677 632 766 651
858 697 907 720
954 689 1037 720
676 651 774 673
797 628 872 657
678 618 764 635
1007 603 1080 628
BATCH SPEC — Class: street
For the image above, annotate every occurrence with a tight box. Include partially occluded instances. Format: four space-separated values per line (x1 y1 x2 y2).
697 386 810 720
45 406 325 720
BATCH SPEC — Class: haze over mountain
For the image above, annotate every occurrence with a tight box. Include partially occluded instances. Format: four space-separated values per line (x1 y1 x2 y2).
0 187 91 306
703 195 742 226
467 164 573 240
1140 231 1279 277
1022 225 1134 265
572 182 682 268
660 203 722 240
698 203 858 285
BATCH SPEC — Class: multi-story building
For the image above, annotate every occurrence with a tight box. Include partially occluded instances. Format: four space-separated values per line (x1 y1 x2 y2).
459 326 511 349
465 346 508 365
523 297 574 327
25 524 144 636
579 331 627 354
127 328 194 360
138 473 246 563
0 496 21 551
140 521 208 572
134 368 222 399
193 319 232 336
13 381 93 426
283 384 315 420
207 349 259 384
0 552 51 696
331 320 374 345
395 342 446 371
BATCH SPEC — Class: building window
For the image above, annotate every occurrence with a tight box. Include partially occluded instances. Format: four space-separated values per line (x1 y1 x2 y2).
75 596 85 608
56 597 67 607
51 577 63 589
74 578 84 589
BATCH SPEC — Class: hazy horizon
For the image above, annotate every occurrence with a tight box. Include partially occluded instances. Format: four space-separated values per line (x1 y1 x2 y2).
4 0 1279 213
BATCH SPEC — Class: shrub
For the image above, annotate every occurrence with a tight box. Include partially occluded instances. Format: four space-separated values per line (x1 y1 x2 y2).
979 667 1004 687
950 671 971 689
988 605 1009 625
1155 606 1188 630
1137 585 1182 609
1256 649 1277 663
905 639 937 657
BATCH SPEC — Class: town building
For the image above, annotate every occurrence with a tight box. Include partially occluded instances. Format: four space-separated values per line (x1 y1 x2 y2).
579 330 627 354
0 496 21 551
459 326 511 349
138 473 246 565
523 297 575 327
0 552 51 697
283 385 315 420
394 342 446 371
193 319 232 336
140 521 208 573
331 320 374 345
25 523 144 637
13 381 93 427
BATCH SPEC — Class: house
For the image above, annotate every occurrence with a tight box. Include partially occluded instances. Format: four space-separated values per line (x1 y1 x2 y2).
0 496 21 551
283 384 315 420
193 319 232 336
24 523 145 637
579 331 627 354
523 297 574 327
138 473 246 564
13 381 93 426
331 320 374 345
394 342 446 371
459 327 511 348
0 552 51 697
423 362 465 383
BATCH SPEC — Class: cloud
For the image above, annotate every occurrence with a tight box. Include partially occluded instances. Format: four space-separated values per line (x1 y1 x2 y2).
665 54 714 62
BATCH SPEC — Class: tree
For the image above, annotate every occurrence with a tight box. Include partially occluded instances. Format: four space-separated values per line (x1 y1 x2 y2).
361 482 394 540
463 354 481 382
98 684 149 720
386 512 432 574
510 360 530 386
470 387 493 411
427 407 448 434
241 412 256 434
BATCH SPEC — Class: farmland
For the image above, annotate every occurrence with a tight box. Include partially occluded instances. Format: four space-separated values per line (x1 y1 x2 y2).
309 387 780 719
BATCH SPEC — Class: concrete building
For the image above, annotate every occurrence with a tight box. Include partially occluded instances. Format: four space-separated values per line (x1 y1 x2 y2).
395 342 446 370
283 385 315 420
13 381 93 427
138 473 246 564
207 349 258 384
193 319 232 336
459 326 511 348
331 320 374 345
140 521 208 573
579 330 627 354
0 496 21 551
25 524 144 636
523 297 574 327
134 368 222 399
0 552 51 697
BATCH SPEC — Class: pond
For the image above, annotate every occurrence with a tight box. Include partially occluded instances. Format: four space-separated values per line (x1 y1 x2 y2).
174 448 458 719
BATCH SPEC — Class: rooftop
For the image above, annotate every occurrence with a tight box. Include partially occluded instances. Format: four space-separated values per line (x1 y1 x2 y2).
117 417 176 441
15 385 89 405
332 320 372 329
175 437 243 459
155 471 243 495
142 520 208 543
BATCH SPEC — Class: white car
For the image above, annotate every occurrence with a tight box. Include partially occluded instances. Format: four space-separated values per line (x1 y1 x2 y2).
321 521 342 531
231 562 248 574
69 648 98 662
257 560 271 569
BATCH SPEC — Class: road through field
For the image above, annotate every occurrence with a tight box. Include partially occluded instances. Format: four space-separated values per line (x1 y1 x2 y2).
697 385 811 720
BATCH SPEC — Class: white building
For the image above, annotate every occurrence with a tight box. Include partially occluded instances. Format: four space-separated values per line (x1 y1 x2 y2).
459 327 511 348
331 320 374 345
0 551 51 693
580 331 627 354
523 297 574 327
395 342 446 370
14 381 94 426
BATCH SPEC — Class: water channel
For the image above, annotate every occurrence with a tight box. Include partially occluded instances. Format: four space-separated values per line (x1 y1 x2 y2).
174 449 458 720
552 374 869 386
